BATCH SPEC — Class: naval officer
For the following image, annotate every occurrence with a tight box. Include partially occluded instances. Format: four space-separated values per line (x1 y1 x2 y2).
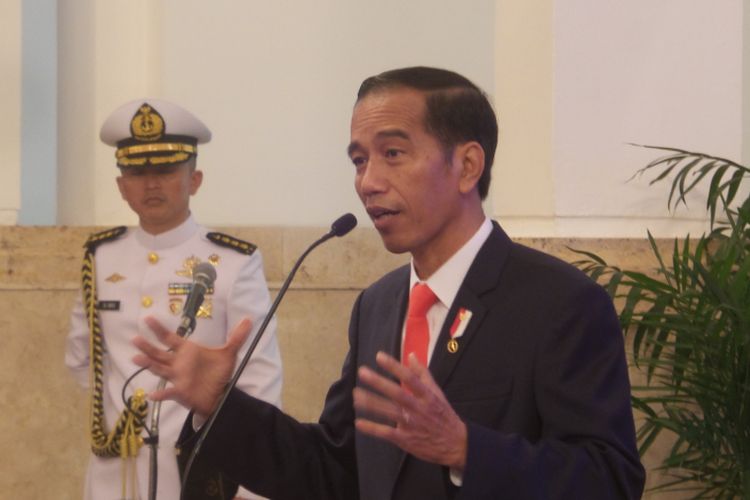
65 98 282 500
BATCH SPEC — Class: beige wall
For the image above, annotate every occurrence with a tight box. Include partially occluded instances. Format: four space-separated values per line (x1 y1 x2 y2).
1 225 675 498
51 0 495 229
493 0 745 238
7 1 745 236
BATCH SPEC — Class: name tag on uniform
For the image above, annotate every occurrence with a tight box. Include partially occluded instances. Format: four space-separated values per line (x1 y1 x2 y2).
97 300 120 311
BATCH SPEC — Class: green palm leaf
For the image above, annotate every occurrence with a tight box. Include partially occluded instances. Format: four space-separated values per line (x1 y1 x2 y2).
571 145 750 497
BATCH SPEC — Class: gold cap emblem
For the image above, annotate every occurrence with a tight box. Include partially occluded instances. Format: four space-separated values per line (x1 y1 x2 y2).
130 104 165 142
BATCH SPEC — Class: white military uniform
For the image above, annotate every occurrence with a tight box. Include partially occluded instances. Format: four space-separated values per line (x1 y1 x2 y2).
66 216 282 500
65 217 281 500
66 97 280 499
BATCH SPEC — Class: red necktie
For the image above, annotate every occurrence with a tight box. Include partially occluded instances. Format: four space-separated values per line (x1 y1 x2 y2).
403 283 438 366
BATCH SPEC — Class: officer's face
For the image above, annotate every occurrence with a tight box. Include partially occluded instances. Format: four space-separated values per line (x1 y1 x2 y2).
116 161 203 235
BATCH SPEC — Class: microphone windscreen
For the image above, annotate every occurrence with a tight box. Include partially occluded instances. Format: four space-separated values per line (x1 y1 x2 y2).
330 213 358 237
193 262 217 286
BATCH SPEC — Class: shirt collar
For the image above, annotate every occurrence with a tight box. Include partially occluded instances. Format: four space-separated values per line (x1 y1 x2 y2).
134 213 199 250
409 217 492 308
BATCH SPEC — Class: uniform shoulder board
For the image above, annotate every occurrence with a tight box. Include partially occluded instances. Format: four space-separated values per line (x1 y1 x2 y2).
84 226 127 250
206 232 257 255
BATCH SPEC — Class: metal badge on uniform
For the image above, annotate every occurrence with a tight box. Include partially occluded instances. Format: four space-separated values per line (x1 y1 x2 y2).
169 283 192 296
197 299 213 319
105 273 126 283
169 283 214 296
169 298 183 315
176 256 201 277
169 297 213 318
169 282 214 317
97 300 120 311
447 307 472 353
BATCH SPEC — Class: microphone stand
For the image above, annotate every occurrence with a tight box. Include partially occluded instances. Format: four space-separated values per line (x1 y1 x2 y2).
179 213 357 499
146 380 167 500
148 314 199 500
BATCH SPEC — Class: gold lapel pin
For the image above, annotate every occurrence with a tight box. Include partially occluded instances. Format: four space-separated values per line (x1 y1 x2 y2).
447 307 473 354
447 338 459 353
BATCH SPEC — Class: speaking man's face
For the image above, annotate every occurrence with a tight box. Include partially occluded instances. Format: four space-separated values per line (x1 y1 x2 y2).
348 87 466 266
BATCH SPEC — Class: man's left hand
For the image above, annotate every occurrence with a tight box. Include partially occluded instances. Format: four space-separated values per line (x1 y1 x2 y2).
353 351 467 472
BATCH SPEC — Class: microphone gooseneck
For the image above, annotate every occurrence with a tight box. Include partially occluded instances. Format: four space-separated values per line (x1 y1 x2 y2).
180 213 358 498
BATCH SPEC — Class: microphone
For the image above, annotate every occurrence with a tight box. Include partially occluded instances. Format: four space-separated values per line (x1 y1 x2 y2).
149 264 216 499
180 213 358 497
330 212 357 237
177 262 217 337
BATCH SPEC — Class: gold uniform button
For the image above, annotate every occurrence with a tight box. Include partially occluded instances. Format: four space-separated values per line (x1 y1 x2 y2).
148 252 159 264
141 296 153 308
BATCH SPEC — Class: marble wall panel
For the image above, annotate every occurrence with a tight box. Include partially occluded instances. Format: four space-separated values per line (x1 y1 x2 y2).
279 227 410 289
276 289 359 422
216 226 285 284
0 289 87 499
0 226 678 498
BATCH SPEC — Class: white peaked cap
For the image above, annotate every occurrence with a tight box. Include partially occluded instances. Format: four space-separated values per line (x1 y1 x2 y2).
100 98 211 167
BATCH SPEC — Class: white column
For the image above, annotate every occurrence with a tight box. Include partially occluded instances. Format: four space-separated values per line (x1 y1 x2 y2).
0 0 21 225
493 0 556 235
57 0 161 226
19 0 58 225
494 0 744 238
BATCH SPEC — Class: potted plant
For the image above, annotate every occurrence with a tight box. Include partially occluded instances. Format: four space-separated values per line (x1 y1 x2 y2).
572 146 750 497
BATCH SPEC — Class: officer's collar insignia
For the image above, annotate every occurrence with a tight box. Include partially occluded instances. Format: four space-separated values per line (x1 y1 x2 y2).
105 273 126 283
85 226 127 251
206 232 257 256
130 103 165 142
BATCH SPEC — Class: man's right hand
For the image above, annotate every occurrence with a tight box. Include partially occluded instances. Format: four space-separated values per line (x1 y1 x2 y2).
132 316 252 417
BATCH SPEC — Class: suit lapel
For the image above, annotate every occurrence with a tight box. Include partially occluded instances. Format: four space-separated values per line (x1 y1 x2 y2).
386 225 513 497
429 223 512 387
370 272 410 499
388 275 410 360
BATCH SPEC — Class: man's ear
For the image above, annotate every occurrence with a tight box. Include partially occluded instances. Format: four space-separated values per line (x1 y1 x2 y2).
115 175 126 200
455 142 485 195
189 169 203 195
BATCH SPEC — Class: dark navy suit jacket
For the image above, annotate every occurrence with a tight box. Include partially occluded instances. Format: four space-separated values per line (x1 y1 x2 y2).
180 222 645 499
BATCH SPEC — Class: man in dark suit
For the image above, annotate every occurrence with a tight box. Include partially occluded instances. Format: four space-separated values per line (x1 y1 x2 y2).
133 66 646 499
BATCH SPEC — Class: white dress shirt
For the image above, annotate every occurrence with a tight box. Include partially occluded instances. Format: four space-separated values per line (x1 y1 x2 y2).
403 217 493 362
